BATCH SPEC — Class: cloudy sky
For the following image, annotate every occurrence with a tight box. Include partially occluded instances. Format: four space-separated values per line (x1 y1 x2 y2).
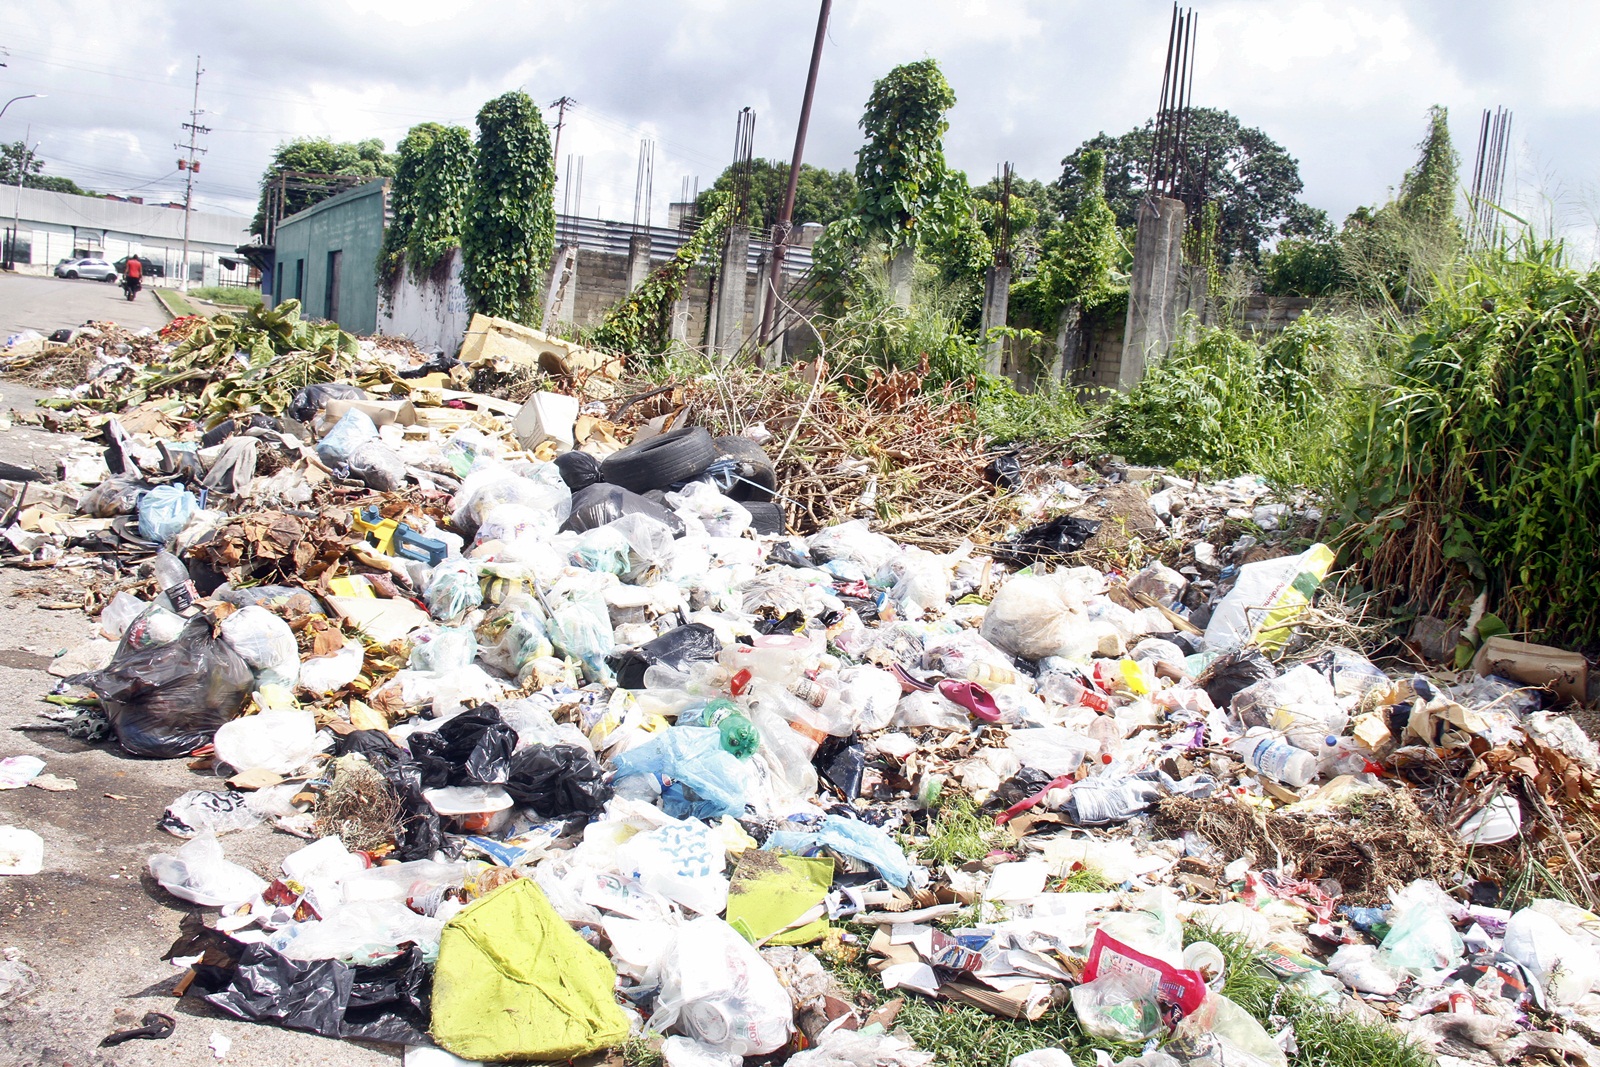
3 0 1597 252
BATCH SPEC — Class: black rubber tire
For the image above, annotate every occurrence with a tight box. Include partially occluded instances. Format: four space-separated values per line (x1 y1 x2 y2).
65 271 78 279
743 500 785 536
601 426 717 493
713 436 778 503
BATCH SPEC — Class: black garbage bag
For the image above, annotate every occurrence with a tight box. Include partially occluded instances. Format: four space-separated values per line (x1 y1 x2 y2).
286 382 367 423
561 482 684 537
407 705 517 787
74 614 253 758
553 450 604 492
200 942 432 1046
608 623 722 690
985 451 1022 490
992 767 1059 811
334 729 443 861
1199 648 1279 710
992 514 1101 567
819 741 867 798
395 353 458 379
767 541 817 571
504 743 611 818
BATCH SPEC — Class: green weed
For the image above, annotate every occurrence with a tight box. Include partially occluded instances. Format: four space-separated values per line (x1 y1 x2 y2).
188 285 262 307
907 793 1008 867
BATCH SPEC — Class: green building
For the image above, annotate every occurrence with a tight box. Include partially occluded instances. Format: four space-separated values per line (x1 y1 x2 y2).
270 178 388 334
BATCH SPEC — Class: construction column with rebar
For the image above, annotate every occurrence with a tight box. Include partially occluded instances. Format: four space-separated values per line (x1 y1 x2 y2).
713 108 756 364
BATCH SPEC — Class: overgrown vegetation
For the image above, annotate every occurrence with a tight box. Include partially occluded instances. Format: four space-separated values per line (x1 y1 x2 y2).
460 90 557 327
379 122 475 287
590 199 732 354
251 137 396 239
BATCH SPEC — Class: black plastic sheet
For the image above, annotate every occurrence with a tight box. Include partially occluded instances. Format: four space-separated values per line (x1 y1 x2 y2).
1199 649 1280 709
608 623 722 690
408 705 517 787
504 743 612 818
991 515 1102 567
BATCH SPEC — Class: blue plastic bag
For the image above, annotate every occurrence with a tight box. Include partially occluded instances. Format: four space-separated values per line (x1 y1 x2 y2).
610 726 747 820
137 484 199 545
765 814 911 887
315 409 378 468
424 560 483 621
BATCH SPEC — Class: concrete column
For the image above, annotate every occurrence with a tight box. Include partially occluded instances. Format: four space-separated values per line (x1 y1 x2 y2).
541 245 577 328
713 224 750 363
888 245 914 308
1050 303 1082 385
669 294 690 344
625 233 652 293
1120 195 1186 389
980 263 1011 377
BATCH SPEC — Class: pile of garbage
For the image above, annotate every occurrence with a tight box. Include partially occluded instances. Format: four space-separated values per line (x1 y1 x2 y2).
3 316 1599 1067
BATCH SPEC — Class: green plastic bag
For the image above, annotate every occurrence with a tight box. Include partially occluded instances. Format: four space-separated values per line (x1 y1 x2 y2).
431 879 630 1061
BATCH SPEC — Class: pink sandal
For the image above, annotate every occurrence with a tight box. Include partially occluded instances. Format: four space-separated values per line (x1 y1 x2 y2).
938 680 1002 723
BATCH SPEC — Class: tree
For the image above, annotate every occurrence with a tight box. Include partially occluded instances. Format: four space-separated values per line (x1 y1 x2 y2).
378 123 445 284
972 175 1053 264
0 142 87 195
851 58 959 250
1396 105 1459 235
1052 108 1326 264
1014 148 1125 327
693 160 856 232
460 90 556 326
251 137 396 239
1261 237 1346 297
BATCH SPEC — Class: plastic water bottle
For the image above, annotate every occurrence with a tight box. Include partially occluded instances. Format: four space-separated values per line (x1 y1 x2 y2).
152 551 198 614
1087 715 1124 764
1318 735 1378 778
1231 730 1316 788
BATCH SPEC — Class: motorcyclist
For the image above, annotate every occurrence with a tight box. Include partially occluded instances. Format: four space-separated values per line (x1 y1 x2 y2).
121 254 143 297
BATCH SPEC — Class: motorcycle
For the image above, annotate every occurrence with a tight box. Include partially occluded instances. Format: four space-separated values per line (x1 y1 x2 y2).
121 274 141 301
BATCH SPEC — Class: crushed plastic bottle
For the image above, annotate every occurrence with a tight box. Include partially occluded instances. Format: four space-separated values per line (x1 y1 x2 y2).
1231 730 1316 788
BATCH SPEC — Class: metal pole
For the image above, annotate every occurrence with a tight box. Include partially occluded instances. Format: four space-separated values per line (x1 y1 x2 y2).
11 131 34 272
177 56 207 291
757 0 832 353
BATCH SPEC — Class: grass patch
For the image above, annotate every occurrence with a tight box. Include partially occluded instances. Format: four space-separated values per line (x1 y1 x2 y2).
152 287 199 318
188 284 263 308
906 793 1009 867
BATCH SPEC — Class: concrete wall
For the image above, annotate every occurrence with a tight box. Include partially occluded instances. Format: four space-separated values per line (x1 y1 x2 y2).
271 179 387 334
378 248 471 356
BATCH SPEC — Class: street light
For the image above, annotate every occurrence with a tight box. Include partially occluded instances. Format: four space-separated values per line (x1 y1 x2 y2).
6 137 40 272
0 94 45 123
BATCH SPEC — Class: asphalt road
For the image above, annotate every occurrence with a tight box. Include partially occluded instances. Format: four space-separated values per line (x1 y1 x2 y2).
0 273 168 341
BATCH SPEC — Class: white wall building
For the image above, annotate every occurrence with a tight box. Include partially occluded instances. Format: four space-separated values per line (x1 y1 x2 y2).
0 185 252 286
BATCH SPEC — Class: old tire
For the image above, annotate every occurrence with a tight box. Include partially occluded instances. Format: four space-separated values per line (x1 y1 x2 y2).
601 426 716 493
743 501 785 536
65 271 78 279
713 436 778 503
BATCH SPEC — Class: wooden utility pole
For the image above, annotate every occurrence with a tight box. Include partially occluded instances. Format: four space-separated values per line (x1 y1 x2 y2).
175 56 208 292
756 0 832 356
550 96 574 171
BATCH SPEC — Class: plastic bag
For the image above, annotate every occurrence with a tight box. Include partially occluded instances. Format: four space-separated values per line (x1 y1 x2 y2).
618 818 730 917
77 613 253 758
878 547 952 616
314 408 379 468
159 788 263 838
981 571 1094 661
452 463 571 534
668 482 752 539
1071 973 1163 1042
347 440 407 492
424 559 483 621
408 626 478 674
504 743 611 817
1500 909 1598 1007
611 624 723 690
1205 543 1334 653
650 916 792 1056
1165 993 1287 1067
554 449 603 491
408 704 517 787
148 832 267 906
136 484 199 545
213 709 326 775
475 596 553 684
764 814 910 888
1200 649 1279 710
218 605 300 689
837 666 903 732
202 942 432 1046
808 520 897 573
298 642 364 696
287 382 367 424
563 482 684 536
787 1030 934 1066
547 579 615 683
79 475 148 517
992 514 1101 567
611 727 747 820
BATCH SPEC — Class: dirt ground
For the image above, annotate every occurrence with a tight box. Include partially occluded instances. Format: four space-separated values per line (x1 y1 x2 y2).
0 394 394 1065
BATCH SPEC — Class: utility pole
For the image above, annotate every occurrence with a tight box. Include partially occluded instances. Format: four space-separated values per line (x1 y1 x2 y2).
175 55 209 292
757 0 832 355
549 96 574 171
8 129 36 272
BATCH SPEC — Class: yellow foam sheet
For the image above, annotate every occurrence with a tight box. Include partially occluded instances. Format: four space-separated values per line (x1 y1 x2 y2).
725 851 834 946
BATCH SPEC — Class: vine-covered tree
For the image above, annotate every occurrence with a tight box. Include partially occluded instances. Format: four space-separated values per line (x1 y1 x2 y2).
378 123 445 284
1052 108 1325 264
251 137 395 239
1033 149 1123 317
379 123 476 286
851 58 959 249
694 160 856 232
0 142 87 195
460 90 556 326
1396 105 1459 234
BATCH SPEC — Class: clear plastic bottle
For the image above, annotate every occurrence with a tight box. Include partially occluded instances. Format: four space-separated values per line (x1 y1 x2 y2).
152 551 198 614
1087 715 1124 764
1231 730 1317 788
1317 735 1378 778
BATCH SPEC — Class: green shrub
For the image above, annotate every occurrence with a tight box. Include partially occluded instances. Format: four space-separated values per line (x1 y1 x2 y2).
188 285 262 308
1262 237 1346 296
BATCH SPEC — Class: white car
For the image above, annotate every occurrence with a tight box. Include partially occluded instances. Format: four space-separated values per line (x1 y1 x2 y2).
54 258 118 282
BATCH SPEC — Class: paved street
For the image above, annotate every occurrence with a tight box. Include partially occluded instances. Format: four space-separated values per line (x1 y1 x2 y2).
0 272 168 340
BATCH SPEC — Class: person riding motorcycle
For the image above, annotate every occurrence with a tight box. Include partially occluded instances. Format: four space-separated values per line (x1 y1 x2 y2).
121 255 143 299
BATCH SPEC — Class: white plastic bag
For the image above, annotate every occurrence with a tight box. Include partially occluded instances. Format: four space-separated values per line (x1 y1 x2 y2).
147 832 267 906
618 818 729 917
219 605 300 689
298 642 364 696
650 916 792 1056
0 826 44 876
981 572 1093 661
1205 543 1333 653
1501 908 1600 1007
212 709 326 775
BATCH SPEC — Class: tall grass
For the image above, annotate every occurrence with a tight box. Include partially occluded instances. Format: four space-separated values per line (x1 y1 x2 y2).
1342 240 1600 646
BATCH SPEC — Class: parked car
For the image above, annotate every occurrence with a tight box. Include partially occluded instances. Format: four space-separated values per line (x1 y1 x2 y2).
113 255 164 279
54 258 118 282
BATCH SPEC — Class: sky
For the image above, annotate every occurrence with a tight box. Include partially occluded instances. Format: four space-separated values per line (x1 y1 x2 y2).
2 0 1597 254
